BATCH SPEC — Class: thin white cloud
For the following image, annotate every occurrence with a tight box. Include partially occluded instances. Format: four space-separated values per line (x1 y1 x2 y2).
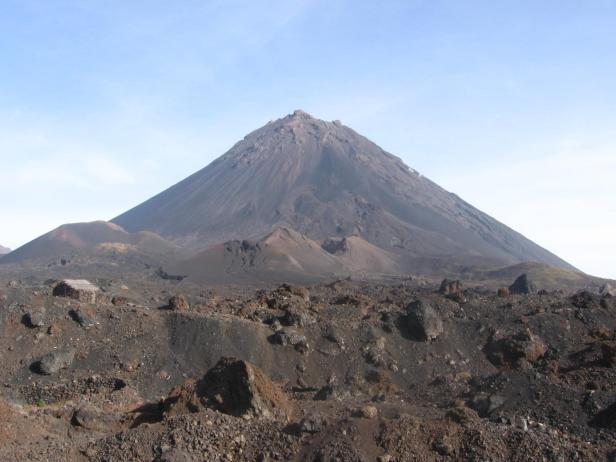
435 141 616 279
0 152 134 189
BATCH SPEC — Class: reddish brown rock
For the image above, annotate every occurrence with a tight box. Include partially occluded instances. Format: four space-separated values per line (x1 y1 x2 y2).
485 329 547 368
164 357 295 422
168 294 190 312
497 287 510 298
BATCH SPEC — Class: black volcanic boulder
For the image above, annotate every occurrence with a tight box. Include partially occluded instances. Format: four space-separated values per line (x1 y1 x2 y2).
406 300 443 341
271 329 309 353
590 401 616 429
485 329 547 368
321 237 350 255
602 341 616 368
69 307 97 328
571 290 601 309
164 357 295 422
508 274 536 295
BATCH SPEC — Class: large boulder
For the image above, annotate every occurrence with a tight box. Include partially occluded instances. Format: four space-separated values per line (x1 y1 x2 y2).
72 405 126 433
164 357 295 422
508 274 536 295
271 329 309 353
571 290 601 309
52 279 99 303
485 330 547 368
35 348 76 375
406 300 443 341
602 341 616 368
26 309 46 328
70 307 97 328
168 294 190 312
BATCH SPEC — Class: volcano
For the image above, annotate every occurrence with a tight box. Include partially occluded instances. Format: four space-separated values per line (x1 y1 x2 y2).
114 110 573 272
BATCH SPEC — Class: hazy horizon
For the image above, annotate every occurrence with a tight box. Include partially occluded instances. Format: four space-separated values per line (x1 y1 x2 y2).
1 1 615 278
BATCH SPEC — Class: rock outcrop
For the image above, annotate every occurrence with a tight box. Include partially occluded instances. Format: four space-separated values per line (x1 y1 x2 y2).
35 348 76 375
168 294 190 312
406 300 443 341
53 279 100 303
485 330 547 368
164 357 295 422
602 341 616 368
438 279 466 303
508 274 536 295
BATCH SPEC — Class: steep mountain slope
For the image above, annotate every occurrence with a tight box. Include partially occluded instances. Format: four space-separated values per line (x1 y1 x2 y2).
475 262 611 291
114 110 574 271
168 226 344 284
0 245 10 255
0 221 179 264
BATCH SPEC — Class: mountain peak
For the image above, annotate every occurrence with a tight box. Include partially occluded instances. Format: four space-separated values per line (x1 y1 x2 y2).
112 110 575 273
275 109 336 131
277 109 323 129
291 109 312 118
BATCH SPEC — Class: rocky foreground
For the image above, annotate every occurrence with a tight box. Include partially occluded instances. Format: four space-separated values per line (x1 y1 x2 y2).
0 276 615 461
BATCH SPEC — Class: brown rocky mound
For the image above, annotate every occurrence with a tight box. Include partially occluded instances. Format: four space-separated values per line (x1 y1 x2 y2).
164 357 295 422
485 329 547 368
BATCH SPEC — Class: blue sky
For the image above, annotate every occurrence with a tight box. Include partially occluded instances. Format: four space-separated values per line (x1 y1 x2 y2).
1 0 615 278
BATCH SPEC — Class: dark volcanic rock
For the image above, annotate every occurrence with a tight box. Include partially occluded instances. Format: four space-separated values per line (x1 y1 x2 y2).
469 393 507 417
271 329 309 353
602 341 616 367
35 348 76 375
53 279 100 303
26 309 46 328
571 290 601 309
165 357 295 422
406 299 443 341
590 401 616 429
281 307 315 327
70 307 97 328
508 274 536 295
485 330 547 368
